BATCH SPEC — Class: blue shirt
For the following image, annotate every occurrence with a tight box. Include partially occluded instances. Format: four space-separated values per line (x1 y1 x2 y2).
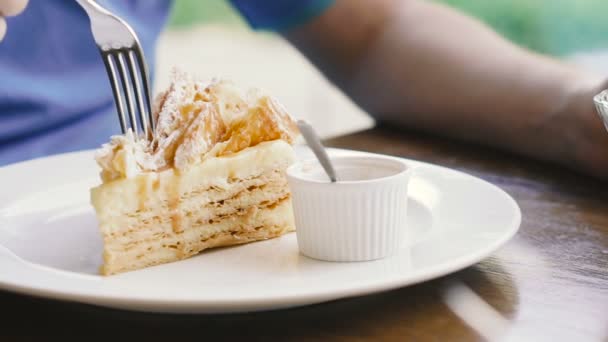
0 0 334 166
0 0 171 165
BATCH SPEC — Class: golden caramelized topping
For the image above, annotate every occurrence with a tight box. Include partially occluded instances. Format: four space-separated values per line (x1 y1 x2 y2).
218 96 299 156
94 68 299 182
173 102 226 170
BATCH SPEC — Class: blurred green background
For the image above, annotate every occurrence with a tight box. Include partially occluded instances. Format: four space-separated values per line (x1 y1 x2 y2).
168 0 608 56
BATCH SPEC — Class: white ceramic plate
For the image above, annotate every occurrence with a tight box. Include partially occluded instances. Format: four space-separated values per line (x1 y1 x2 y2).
0 147 520 313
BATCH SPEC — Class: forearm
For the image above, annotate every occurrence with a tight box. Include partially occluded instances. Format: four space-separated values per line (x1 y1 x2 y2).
284 0 606 156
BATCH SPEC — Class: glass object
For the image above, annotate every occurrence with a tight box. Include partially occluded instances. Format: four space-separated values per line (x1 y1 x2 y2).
593 90 608 131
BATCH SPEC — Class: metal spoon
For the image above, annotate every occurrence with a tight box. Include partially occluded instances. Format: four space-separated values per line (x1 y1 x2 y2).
296 120 338 182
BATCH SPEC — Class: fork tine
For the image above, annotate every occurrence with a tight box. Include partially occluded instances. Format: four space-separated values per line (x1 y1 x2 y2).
116 51 138 136
126 50 150 139
77 0 159 138
132 46 154 133
102 51 127 134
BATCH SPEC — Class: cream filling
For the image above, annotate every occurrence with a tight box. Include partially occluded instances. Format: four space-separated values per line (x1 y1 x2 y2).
90 139 296 219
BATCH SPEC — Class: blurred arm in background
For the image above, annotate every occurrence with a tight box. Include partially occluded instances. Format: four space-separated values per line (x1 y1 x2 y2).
284 0 608 179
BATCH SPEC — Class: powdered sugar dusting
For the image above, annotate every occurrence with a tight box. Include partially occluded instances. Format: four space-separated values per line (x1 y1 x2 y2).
94 129 156 182
95 68 299 182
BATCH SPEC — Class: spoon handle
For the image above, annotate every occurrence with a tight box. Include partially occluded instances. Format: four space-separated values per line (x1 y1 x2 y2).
297 120 338 182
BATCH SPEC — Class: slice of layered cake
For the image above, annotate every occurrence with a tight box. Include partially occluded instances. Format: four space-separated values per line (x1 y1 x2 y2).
90 70 299 275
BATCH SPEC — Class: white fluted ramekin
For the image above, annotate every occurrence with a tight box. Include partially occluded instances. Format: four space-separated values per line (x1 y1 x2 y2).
286 155 412 262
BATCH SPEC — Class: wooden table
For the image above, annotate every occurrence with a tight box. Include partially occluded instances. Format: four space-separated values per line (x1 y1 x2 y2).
2 125 607 340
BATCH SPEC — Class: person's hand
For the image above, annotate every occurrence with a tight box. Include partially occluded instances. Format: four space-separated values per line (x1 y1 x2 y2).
0 0 28 41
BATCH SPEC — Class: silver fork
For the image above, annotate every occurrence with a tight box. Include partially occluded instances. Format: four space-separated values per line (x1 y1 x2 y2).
76 0 154 138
